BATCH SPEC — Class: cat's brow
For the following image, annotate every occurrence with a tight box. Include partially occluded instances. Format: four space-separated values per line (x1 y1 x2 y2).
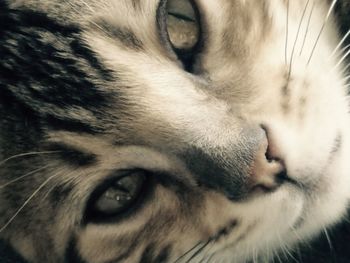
91 18 144 50
45 142 98 167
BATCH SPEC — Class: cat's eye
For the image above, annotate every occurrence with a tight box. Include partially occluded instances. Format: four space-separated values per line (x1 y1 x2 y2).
166 0 200 51
85 170 147 222
159 0 201 71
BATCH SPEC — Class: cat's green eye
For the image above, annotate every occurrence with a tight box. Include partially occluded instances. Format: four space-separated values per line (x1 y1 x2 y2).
88 171 147 219
166 0 200 51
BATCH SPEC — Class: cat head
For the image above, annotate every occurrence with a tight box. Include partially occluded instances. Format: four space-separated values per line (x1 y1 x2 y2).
0 0 349 262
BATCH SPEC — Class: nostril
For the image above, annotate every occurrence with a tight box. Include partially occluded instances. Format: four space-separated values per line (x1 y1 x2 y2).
265 143 283 164
275 169 288 185
250 124 287 192
261 124 284 164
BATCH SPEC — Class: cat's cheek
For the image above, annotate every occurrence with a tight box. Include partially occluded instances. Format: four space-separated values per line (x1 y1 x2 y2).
221 187 304 258
294 138 350 241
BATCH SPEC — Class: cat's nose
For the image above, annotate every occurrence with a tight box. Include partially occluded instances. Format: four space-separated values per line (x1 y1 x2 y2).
182 125 287 200
249 126 286 193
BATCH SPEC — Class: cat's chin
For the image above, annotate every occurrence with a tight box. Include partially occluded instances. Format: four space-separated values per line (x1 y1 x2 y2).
199 186 304 262
219 156 350 262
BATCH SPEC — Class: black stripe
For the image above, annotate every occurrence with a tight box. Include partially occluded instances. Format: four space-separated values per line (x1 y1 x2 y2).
44 115 98 134
140 243 156 263
139 244 171 263
0 9 79 36
65 237 87 263
0 241 28 263
153 246 172 263
330 133 343 158
45 142 98 167
70 39 114 81
49 183 75 209
0 7 118 134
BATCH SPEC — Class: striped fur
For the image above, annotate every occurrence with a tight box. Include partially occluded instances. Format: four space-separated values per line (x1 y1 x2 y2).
0 0 350 262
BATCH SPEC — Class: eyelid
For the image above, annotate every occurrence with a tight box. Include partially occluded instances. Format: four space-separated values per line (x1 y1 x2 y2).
168 12 196 22
167 0 196 20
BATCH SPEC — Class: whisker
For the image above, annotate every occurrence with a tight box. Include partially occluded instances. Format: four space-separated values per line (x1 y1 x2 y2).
288 0 311 77
78 0 95 13
41 170 77 202
330 29 350 58
63 0 114 40
296 245 304 263
0 151 60 167
173 241 203 263
340 44 350 55
252 247 258 263
185 239 211 263
276 232 297 262
333 48 350 70
307 0 339 65
285 0 290 65
280 245 292 261
201 242 217 263
323 228 333 251
90 20 116 39
341 63 350 75
274 250 283 263
0 171 61 234
0 165 50 189
64 0 94 14
202 243 222 263
299 1 315 57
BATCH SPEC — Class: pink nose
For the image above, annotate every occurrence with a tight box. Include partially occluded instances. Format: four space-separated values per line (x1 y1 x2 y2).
249 126 286 192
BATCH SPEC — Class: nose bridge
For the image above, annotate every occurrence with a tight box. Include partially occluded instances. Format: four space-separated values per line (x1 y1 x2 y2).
181 126 266 200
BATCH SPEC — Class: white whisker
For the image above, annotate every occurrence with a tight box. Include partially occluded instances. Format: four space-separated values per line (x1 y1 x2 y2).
299 1 315 56
333 48 350 70
288 0 311 77
63 0 114 39
323 228 333 251
341 62 350 75
41 171 77 202
0 171 61 234
252 247 258 263
330 29 350 58
0 151 59 167
78 0 95 13
340 44 350 54
285 0 290 66
343 75 350 83
0 165 50 189
307 0 339 65
274 250 283 263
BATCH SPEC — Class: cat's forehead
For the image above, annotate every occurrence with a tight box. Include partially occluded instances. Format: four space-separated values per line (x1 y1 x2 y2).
8 0 329 21
7 0 333 60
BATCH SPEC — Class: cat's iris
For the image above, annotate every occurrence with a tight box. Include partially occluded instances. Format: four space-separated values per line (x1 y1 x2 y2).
166 0 200 51
158 0 202 71
85 170 148 222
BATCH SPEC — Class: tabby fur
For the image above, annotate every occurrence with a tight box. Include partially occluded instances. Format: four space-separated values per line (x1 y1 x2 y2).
0 0 350 262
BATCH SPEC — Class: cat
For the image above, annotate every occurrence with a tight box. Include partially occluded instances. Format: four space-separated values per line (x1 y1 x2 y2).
0 0 350 262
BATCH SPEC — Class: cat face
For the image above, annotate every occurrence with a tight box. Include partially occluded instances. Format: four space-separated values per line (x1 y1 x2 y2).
0 0 349 262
